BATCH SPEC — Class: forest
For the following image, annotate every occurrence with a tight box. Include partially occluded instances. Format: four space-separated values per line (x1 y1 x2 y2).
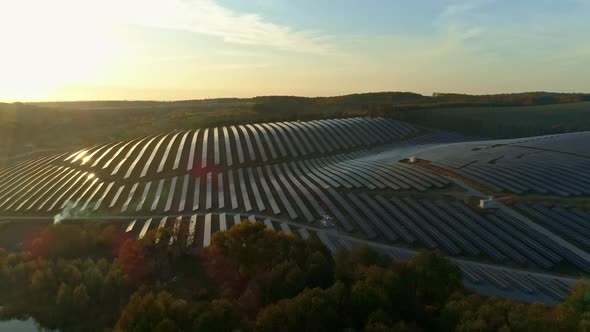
1 221 590 331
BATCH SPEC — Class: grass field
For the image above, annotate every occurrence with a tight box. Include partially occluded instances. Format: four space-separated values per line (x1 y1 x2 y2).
0 100 258 161
2 94 589 161
0 98 362 161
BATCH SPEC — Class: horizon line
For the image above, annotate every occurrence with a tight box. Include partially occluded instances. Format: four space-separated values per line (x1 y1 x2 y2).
3 90 590 104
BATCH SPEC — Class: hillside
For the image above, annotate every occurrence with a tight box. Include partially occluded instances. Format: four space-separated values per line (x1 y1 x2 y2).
389 101 590 138
1 91 590 159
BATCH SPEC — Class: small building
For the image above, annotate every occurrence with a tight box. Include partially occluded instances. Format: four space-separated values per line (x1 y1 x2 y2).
479 196 496 209
319 215 335 228
408 156 417 163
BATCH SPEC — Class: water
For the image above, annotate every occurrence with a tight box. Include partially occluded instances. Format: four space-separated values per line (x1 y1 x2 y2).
0 318 55 332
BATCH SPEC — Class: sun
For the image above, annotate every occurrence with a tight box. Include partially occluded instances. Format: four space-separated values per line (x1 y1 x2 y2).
0 1 121 101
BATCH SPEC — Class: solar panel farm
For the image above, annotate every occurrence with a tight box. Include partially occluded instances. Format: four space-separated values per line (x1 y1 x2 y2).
1 116 588 305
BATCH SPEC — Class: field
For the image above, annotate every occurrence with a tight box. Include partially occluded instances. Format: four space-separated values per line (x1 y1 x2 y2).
2 92 590 160
0 100 259 160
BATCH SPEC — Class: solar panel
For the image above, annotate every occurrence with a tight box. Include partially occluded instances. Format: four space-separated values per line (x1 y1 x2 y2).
347 193 398 242
230 126 245 164
213 127 220 165
297 121 327 153
201 128 209 169
238 125 256 161
317 232 337 253
233 214 242 225
17 167 72 211
277 122 307 155
172 131 190 170
164 176 177 212
255 167 280 214
219 213 227 231
222 127 234 167
268 123 298 157
37 170 82 210
157 132 181 173
227 169 238 209
264 165 297 219
169 217 181 246
92 182 114 211
151 179 165 211
120 182 139 212
247 167 265 212
139 218 152 239
261 123 287 157
284 122 315 154
56 174 94 210
246 124 268 162
108 184 125 209
48 172 89 211
191 177 200 211
187 129 200 171
111 136 151 176
264 218 274 230
186 215 197 247
126 220 136 232
141 134 171 177
218 173 225 209
178 175 189 212
280 222 292 234
298 228 310 240
253 123 278 159
91 141 125 168
203 214 212 247
273 164 313 222
359 193 414 243
80 182 104 211
135 182 151 211
205 172 212 210
289 163 353 232
237 168 252 212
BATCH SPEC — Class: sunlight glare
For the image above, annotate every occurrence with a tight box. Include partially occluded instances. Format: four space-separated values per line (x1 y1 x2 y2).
0 1 123 101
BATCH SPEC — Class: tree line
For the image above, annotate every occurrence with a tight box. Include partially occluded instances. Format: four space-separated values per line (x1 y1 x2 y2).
1 221 590 331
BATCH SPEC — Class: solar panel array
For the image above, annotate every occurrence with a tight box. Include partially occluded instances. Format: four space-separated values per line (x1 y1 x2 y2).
0 118 447 220
61 116 415 174
1 118 588 305
515 203 590 251
120 212 574 304
418 139 590 196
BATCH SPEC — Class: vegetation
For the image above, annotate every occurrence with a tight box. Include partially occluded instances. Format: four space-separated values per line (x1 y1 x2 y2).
2 221 590 331
387 102 590 139
2 91 589 160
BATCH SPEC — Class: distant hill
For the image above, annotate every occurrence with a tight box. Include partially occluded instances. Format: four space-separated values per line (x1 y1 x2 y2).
23 91 590 111
1 91 589 159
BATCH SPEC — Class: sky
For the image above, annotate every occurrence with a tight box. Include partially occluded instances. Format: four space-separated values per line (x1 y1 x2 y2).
0 0 589 101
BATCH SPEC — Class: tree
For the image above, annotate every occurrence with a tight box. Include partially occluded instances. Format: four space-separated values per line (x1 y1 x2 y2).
256 283 347 332
118 238 151 284
72 284 90 308
192 299 244 331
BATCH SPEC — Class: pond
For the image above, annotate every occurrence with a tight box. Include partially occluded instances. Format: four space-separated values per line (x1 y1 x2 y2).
0 318 55 331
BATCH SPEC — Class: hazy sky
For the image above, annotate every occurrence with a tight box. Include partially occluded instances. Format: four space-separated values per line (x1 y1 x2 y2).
1 0 589 101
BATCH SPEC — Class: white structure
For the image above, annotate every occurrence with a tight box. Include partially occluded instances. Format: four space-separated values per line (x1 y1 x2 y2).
408 156 417 163
479 196 496 209
319 215 335 227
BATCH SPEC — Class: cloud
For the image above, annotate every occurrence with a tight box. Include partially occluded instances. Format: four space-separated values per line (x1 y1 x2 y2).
107 0 331 54
439 0 491 19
